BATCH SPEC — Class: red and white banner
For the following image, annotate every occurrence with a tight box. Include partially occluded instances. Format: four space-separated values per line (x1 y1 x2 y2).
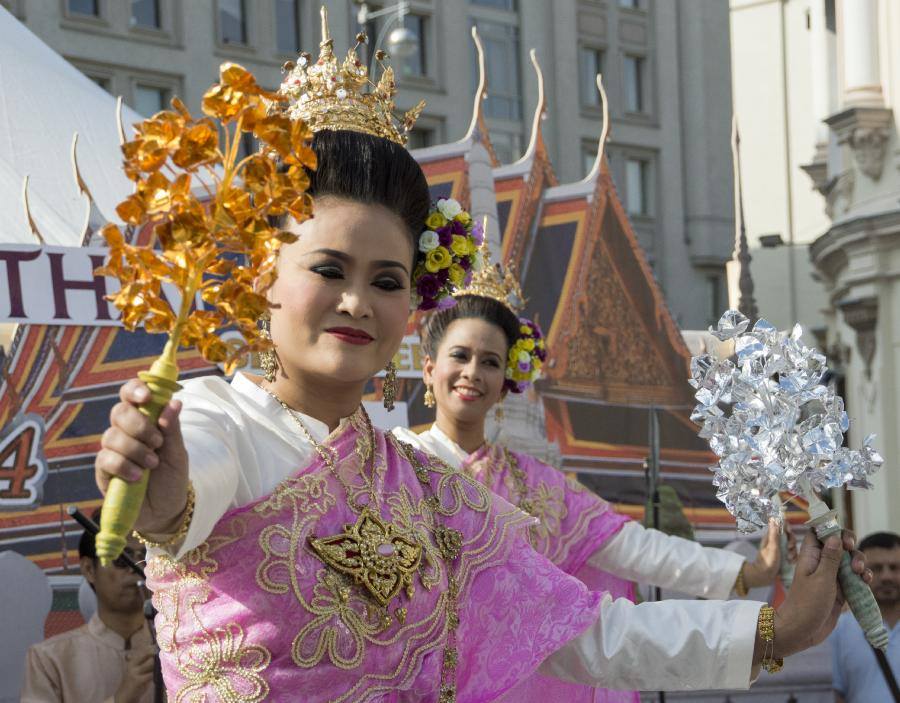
0 244 120 327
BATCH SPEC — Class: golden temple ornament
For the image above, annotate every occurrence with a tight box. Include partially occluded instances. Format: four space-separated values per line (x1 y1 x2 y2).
309 508 424 607
454 223 524 313
276 6 425 145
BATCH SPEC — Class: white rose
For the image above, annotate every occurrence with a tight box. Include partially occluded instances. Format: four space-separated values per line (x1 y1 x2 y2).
518 351 531 364
437 198 462 220
418 230 440 252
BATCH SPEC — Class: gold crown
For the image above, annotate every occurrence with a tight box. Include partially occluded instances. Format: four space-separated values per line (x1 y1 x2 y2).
276 6 425 145
455 233 525 313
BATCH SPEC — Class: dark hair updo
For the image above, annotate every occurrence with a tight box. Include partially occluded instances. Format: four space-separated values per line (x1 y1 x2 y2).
422 295 521 358
276 130 430 258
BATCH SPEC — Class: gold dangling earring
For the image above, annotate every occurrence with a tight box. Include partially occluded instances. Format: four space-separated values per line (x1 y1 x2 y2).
494 403 504 424
423 385 436 408
259 314 278 383
383 361 397 411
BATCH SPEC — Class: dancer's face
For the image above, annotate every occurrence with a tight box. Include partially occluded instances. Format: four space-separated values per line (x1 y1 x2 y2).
268 197 413 386
424 317 507 425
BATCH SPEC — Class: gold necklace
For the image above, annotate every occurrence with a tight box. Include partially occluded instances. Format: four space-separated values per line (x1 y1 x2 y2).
264 388 463 702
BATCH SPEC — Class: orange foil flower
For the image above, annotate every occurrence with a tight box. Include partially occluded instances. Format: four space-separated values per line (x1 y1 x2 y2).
95 62 315 374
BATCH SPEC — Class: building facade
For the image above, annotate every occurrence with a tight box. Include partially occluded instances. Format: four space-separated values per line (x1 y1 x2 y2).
1 0 735 330
732 0 899 538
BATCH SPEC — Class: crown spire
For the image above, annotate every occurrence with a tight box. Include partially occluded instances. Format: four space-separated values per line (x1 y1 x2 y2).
319 5 333 56
454 219 524 312
276 4 424 145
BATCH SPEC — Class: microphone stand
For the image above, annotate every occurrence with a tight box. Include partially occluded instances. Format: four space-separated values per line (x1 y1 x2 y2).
67 506 165 703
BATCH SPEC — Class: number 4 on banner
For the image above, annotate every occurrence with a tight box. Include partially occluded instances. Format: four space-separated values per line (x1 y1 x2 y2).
0 415 48 509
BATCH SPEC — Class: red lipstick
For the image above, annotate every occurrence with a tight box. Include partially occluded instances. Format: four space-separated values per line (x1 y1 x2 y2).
326 327 375 345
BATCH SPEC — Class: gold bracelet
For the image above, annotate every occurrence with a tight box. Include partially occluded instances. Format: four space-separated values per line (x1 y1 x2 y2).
733 563 749 597
133 481 195 549
757 605 784 673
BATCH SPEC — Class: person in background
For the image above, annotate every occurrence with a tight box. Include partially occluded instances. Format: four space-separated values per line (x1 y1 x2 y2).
831 531 900 703
20 509 157 703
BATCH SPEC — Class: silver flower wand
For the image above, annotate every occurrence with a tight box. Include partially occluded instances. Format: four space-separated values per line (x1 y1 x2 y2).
690 310 888 649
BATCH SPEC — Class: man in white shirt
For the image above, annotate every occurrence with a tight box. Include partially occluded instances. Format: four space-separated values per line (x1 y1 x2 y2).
21 510 157 703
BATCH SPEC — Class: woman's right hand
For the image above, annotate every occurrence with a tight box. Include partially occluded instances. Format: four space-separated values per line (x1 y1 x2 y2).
95 379 190 535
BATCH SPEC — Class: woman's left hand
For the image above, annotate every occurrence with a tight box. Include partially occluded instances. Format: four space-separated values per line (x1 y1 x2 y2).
743 518 798 589
744 522 869 590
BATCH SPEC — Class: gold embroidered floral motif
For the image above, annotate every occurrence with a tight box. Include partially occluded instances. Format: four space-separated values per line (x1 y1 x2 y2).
175 623 271 703
524 482 568 543
254 473 335 517
147 556 273 703
309 508 424 607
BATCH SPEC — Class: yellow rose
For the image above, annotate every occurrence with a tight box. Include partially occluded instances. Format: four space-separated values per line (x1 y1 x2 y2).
426 246 452 272
522 338 535 351
449 263 466 286
520 324 532 334
454 210 472 227
450 234 474 257
426 211 447 229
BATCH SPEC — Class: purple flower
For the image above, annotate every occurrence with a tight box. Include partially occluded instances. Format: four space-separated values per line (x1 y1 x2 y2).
436 268 450 283
450 220 466 236
459 256 471 271
435 295 457 310
437 225 453 248
472 221 485 246
463 269 474 286
518 361 531 372
418 298 437 311
416 273 441 300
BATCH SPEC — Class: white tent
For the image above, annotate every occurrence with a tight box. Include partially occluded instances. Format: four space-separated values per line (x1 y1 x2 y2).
0 6 142 245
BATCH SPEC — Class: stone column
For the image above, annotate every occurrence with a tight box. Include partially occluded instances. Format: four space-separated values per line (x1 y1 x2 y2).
809 0 831 152
840 0 883 108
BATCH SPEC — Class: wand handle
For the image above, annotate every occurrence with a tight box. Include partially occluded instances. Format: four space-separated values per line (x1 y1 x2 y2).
778 529 795 589
811 513 888 650
96 351 181 566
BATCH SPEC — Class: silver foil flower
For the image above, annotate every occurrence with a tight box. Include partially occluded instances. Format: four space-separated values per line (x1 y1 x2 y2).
690 311 883 532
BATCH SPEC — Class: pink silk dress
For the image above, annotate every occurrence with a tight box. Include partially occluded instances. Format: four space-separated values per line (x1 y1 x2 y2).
145 411 602 702
462 444 639 703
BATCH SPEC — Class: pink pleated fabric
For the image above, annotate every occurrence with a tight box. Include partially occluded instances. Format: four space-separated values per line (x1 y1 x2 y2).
462 445 640 703
145 413 602 702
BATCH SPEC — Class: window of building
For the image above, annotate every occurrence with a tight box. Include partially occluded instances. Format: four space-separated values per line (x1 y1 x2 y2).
825 0 836 32
220 0 248 45
625 157 652 216
131 0 160 28
582 143 597 177
89 75 111 92
472 19 522 121
491 130 522 164
708 274 723 326
407 126 436 150
578 46 603 107
401 13 428 78
67 0 99 16
623 54 645 113
470 0 516 10
618 0 639 8
275 0 300 54
240 132 258 158
134 85 168 117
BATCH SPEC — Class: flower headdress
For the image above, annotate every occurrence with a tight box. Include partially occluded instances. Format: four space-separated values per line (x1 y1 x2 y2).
415 199 483 310
452 235 546 392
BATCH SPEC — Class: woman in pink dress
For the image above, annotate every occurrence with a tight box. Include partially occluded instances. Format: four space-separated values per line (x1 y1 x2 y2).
393 246 799 702
94 9 866 701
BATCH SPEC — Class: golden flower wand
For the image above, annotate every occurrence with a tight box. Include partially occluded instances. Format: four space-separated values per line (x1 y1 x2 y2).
94 63 315 565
